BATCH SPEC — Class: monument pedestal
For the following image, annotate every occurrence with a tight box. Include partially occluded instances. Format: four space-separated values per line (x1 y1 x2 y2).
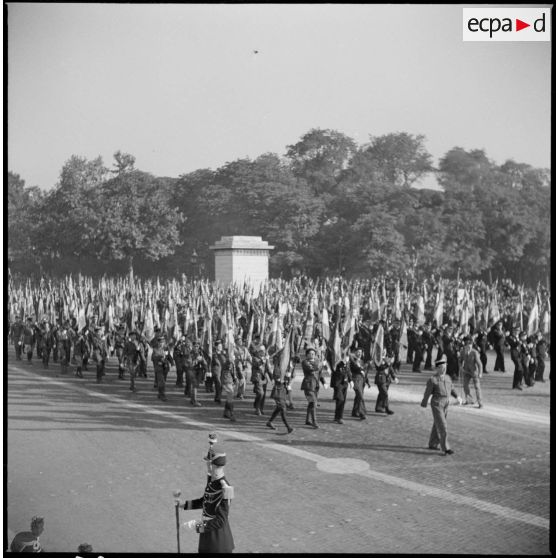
209 236 274 288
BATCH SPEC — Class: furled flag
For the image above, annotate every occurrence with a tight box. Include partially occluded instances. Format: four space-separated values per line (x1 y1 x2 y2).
433 287 444 327
277 327 293 382
415 294 425 326
321 307 331 343
372 323 385 367
541 302 550 336
459 292 470 335
144 307 154 342
394 280 402 321
399 316 408 363
488 290 500 327
527 295 540 336
77 305 87 333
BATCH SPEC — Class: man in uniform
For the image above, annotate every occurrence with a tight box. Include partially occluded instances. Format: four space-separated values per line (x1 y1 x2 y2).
374 354 398 415
211 340 226 404
113 323 127 379
489 322 506 372
10 317 25 360
173 334 190 389
91 325 108 383
180 442 235 554
124 330 142 392
534 331 548 382
233 336 251 400
266 376 294 433
475 328 489 375
422 322 435 370
220 348 237 422
349 347 368 420
22 317 36 364
506 327 523 390
250 344 272 416
420 354 462 455
458 336 483 408
301 346 327 428
152 335 173 401
330 359 352 424
188 340 206 407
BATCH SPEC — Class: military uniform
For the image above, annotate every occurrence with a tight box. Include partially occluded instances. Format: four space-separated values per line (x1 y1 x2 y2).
91 326 108 383
250 346 271 416
374 360 397 414
421 358 460 454
458 340 483 407
124 333 142 392
330 360 352 423
266 379 293 432
535 335 547 382
301 348 325 427
152 337 173 401
506 331 523 389
489 324 506 372
182 446 235 554
10 319 24 360
349 350 368 420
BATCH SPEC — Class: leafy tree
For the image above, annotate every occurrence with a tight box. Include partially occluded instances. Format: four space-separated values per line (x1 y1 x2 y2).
437 147 495 192
361 132 433 188
7 172 43 269
111 151 136 175
95 170 184 276
285 128 357 196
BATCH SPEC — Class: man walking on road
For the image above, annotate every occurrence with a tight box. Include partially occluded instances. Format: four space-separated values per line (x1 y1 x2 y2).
459 336 483 408
421 354 462 455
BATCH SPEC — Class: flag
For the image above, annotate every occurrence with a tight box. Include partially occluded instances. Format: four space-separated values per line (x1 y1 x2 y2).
416 295 425 326
541 304 550 336
527 296 539 336
488 291 500 327
77 305 87 333
372 323 384 367
399 317 408 363
433 287 444 327
144 307 154 341
321 307 331 343
394 281 402 321
277 327 292 381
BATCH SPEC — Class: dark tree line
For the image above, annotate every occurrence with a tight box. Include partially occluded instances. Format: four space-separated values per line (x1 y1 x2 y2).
8 129 550 286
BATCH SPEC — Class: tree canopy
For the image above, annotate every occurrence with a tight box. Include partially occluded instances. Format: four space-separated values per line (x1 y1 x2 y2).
7 130 550 287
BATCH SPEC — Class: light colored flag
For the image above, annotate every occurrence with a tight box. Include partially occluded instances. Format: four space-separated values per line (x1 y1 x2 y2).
399 317 408 363
321 307 330 343
394 281 402 321
372 323 385 367
433 288 444 327
277 327 292 382
77 305 87 333
527 296 539 336
144 307 154 341
416 295 425 326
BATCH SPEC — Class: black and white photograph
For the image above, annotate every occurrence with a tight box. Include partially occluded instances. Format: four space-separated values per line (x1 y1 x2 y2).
6 3 553 554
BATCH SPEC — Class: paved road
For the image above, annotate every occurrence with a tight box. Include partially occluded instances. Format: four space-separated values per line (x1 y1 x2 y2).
6 350 553 554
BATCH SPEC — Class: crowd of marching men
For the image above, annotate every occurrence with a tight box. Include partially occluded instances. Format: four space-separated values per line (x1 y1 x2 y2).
7 273 551 425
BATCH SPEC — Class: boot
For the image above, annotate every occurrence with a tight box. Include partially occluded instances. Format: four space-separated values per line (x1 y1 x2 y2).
310 404 319 429
190 388 202 406
305 404 313 426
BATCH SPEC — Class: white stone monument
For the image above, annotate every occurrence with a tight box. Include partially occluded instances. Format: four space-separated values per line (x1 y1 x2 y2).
209 236 274 287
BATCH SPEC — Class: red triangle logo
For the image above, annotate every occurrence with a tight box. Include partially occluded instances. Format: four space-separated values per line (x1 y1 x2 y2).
516 19 530 31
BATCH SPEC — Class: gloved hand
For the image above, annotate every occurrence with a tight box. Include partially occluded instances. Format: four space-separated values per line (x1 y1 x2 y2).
184 520 197 529
394 377 400 384
457 396 463 405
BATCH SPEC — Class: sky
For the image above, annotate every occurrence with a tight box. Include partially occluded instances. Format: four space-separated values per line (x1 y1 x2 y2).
7 3 553 191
